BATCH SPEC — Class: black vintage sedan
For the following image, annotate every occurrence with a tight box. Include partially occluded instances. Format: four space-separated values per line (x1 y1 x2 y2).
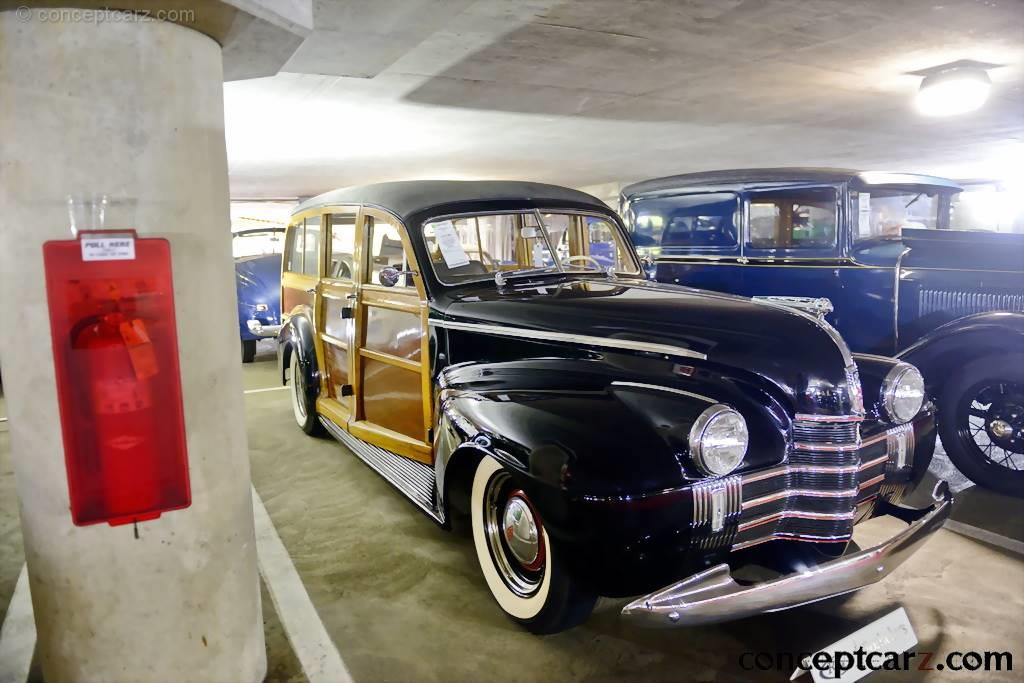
277 180 951 633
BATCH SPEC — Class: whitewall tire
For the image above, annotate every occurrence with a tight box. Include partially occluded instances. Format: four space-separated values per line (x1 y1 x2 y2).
470 455 595 633
289 351 322 435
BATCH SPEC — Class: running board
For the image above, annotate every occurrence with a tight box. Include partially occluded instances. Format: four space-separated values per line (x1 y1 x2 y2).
319 417 443 524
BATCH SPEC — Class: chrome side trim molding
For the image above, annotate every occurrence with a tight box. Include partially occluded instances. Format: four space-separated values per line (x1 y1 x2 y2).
610 381 715 403
428 319 707 361
319 417 443 523
622 482 952 627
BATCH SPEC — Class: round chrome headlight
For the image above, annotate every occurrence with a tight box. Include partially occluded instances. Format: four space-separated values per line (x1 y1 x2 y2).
881 364 925 424
689 404 749 476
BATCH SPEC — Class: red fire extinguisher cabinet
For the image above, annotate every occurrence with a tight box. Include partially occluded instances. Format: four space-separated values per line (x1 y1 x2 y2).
43 231 191 526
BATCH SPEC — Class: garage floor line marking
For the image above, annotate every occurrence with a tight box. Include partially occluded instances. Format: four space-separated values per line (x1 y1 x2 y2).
244 386 289 395
0 564 34 683
944 519 1024 557
251 486 354 683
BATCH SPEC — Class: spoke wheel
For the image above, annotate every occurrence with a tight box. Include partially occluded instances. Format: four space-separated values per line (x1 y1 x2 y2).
939 354 1024 498
958 381 1024 472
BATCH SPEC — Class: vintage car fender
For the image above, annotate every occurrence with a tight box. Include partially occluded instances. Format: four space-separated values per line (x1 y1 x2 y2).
431 357 790 520
277 311 319 404
897 311 1024 392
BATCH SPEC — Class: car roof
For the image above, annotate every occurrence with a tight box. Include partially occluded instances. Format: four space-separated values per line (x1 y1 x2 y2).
292 180 609 221
621 168 962 197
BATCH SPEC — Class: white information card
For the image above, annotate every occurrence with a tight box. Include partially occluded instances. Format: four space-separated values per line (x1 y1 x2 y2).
432 220 470 268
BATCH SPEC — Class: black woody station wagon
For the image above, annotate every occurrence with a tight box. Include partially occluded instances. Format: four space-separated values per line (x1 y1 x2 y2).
277 180 951 633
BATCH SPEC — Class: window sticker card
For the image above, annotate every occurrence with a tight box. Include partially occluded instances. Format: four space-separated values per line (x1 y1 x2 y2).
433 220 470 268
858 192 872 236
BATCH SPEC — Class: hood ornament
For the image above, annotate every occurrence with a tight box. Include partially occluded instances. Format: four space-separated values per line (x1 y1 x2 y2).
752 296 834 320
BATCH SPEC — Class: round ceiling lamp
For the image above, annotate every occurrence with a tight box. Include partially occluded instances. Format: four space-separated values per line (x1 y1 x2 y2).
911 60 999 117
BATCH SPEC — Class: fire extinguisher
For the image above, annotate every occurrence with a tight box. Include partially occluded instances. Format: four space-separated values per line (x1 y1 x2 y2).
71 311 162 522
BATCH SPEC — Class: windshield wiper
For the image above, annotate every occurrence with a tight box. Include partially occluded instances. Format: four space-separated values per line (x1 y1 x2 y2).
904 192 924 209
493 268 560 287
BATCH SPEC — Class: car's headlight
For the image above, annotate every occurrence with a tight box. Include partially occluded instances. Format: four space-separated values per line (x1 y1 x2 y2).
689 404 749 476
881 363 925 424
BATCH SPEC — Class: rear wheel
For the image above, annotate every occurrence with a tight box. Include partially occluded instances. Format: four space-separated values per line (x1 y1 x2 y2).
241 338 257 363
470 456 595 633
939 354 1024 498
289 351 322 435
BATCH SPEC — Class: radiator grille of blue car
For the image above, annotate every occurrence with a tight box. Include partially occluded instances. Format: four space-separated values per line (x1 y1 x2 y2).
918 288 1024 318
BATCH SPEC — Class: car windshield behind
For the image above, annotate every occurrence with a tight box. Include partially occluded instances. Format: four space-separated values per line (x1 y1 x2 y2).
853 188 942 241
233 229 285 258
422 211 640 283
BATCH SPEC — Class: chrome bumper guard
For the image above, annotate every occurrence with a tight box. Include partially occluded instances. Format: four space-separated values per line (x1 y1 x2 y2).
621 480 952 628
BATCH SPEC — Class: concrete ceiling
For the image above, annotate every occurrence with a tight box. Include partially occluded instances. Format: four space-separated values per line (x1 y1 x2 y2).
224 0 1024 199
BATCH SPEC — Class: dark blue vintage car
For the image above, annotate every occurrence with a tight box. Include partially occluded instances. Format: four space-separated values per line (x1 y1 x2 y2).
233 228 285 362
621 169 1024 497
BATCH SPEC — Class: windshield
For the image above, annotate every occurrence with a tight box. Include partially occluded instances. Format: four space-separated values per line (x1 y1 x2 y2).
232 229 285 258
422 211 640 283
852 188 942 241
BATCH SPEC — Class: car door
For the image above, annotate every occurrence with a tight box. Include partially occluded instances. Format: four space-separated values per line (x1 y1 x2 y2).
740 185 844 312
315 209 360 426
281 214 322 324
348 208 433 464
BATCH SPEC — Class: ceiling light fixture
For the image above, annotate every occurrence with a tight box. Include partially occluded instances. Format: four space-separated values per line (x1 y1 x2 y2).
910 60 999 117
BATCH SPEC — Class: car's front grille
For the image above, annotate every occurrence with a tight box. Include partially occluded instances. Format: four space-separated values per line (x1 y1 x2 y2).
691 417 916 552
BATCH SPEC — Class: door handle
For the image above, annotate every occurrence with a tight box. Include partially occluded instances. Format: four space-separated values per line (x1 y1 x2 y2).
346 293 358 300
737 256 749 265
305 287 317 294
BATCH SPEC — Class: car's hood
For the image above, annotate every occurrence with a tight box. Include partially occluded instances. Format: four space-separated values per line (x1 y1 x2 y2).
437 276 859 416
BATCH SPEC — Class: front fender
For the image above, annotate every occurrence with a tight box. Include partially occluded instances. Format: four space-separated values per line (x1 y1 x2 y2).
897 311 1024 393
276 313 319 405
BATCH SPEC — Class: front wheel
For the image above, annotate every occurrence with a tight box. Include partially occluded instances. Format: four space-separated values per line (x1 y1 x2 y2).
241 338 257 363
470 456 595 633
289 351 323 435
938 354 1024 498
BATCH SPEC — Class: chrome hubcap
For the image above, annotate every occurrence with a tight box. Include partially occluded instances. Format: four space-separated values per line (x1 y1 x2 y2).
502 496 540 568
483 473 545 597
990 419 1013 440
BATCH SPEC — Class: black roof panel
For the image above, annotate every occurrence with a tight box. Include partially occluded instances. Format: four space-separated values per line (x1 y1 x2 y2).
621 168 961 197
293 180 608 221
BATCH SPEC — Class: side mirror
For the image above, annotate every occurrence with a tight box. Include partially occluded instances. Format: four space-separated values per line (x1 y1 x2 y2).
640 256 656 280
378 266 416 287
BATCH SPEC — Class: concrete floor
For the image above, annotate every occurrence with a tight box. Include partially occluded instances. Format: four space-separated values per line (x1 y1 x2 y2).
2 346 1023 681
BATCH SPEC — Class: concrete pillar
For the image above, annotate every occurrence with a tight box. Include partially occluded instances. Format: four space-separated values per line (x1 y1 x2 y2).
0 9 266 682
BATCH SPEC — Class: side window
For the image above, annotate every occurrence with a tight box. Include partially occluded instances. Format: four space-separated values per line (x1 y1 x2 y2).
747 188 837 249
631 193 739 250
284 222 304 273
327 212 357 280
302 215 321 276
366 215 414 288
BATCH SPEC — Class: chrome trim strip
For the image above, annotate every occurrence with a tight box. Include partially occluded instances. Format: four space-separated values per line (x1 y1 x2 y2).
610 381 715 403
738 509 856 533
742 488 859 511
732 532 853 551
893 246 910 349
428 319 707 360
794 413 864 423
857 454 889 472
741 464 860 485
623 482 952 627
858 474 886 491
793 441 861 452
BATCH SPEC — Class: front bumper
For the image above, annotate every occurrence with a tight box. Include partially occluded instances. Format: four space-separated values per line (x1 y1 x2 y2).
246 319 282 338
621 480 952 627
